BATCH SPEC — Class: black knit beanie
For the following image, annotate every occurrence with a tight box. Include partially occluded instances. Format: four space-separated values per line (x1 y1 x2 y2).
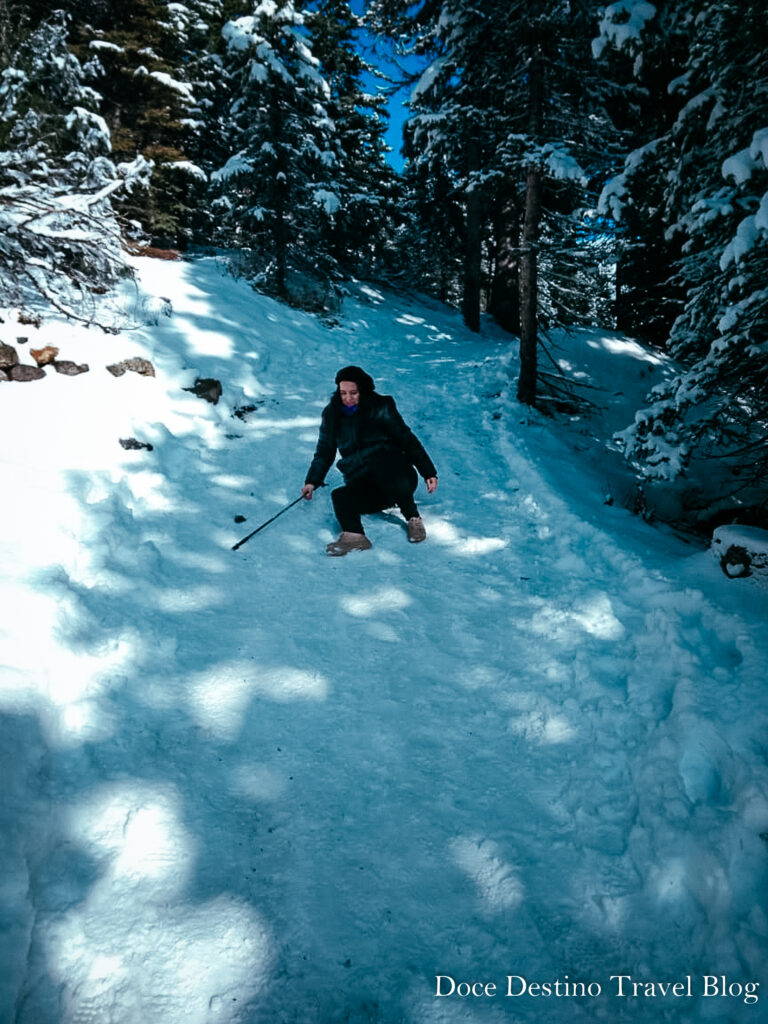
335 365 374 395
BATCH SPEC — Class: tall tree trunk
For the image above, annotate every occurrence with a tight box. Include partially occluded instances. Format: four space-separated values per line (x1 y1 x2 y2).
462 135 482 333
517 162 542 405
517 43 544 406
274 172 288 298
489 185 520 334
271 88 288 298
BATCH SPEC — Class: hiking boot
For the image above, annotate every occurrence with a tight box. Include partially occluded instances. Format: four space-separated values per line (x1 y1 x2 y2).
407 516 427 543
326 531 372 556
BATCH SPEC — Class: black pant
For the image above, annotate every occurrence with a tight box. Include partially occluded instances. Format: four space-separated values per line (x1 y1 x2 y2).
332 457 419 534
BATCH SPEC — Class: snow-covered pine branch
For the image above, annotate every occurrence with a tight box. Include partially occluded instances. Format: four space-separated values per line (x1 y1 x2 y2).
0 15 151 321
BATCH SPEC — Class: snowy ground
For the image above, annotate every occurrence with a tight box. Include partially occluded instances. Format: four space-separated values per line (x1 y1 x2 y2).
1 257 767 1024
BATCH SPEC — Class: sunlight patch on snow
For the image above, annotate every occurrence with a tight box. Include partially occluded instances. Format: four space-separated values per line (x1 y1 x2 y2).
154 584 223 613
340 586 411 617
68 783 195 888
359 284 385 302
587 334 666 365
230 762 287 802
571 593 625 639
188 660 329 739
428 517 507 556
49 786 272 1023
363 621 400 642
283 533 321 553
652 858 688 904
210 472 253 489
176 319 235 358
47 898 273 1024
503 691 577 744
396 314 427 325
557 359 591 380
372 548 403 566
0 581 137 745
123 470 177 511
450 836 524 913
57 700 112 743
520 494 553 538
529 592 623 643
508 711 576 745
163 549 229 573
247 415 324 437
520 493 547 518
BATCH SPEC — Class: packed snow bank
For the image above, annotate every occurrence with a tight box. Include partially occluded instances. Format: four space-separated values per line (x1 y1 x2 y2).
1 257 767 1024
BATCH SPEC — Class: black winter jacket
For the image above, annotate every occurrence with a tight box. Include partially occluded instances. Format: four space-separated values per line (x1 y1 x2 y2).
305 391 437 487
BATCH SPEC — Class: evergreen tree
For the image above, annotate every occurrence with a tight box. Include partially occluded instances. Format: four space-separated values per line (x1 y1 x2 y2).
308 0 400 278
397 150 464 304
0 13 149 318
604 1 768 508
156 0 227 243
69 0 220 247
0 0 34 68
373 0 615 406
594 0 690 345
210 0 338 300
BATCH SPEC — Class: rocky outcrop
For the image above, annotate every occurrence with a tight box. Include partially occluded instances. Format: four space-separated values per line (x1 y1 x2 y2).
183 377 222 404
1 342 89 382
119 438 154 451
0 343 19 369
30 346 59 367
54 361 89 376
106 357 156 378
8 364 46 381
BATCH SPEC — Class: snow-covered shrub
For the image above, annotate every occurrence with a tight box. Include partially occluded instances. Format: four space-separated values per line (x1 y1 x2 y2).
711 524 768 584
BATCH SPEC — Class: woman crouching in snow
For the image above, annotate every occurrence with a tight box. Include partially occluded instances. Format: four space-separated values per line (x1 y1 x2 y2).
301 366 438 556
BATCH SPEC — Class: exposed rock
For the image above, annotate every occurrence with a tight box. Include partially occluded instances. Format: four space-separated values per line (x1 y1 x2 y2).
233 402 264 421
0 368 9 381
30 345 59 367
234 514 247 524
9 364 45 381
106 357 156 378
16 336 28 345
0 343 19 369
54 360 90 376
119 438 154 451
183 377 222 404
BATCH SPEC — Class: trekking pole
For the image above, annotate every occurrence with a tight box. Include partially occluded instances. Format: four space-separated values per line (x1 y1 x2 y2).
232 485 323 551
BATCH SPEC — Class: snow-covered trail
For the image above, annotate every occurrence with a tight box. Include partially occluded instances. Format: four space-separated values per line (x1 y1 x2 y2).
2 258 767 1024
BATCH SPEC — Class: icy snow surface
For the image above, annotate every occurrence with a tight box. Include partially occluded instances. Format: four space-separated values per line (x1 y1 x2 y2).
1 257 767 1024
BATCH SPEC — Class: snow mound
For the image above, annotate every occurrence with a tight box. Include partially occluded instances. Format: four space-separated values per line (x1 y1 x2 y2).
711 524 768 583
